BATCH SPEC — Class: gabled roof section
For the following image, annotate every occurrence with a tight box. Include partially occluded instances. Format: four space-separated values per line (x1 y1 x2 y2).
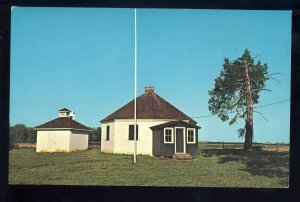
150 121 201 130
35 117 90 131
59 108 71 112
101 90 196 123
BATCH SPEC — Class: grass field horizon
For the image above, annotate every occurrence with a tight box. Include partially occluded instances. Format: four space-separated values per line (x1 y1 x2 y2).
9 143 289 187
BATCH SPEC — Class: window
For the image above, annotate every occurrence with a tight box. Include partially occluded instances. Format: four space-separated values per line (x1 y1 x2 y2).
164 128 173 143
187 128 196 143
106 125 110 141
129 125 138 140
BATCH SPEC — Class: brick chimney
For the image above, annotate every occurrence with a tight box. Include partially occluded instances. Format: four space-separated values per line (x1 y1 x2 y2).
145 86 154 93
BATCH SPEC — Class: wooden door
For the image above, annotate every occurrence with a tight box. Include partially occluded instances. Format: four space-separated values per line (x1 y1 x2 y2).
175 128 185 153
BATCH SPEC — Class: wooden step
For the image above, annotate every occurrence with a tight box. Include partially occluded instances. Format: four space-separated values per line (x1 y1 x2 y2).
173 153 193 160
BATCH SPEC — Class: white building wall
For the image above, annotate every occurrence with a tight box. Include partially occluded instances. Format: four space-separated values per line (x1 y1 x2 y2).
36 131 49 152
101 122 115 153
104 119 175 156
36 130 71 152
69 132 89 151
54 131 71 152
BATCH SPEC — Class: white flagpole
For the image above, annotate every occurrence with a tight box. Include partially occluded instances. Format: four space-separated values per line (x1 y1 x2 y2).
134 8 137 164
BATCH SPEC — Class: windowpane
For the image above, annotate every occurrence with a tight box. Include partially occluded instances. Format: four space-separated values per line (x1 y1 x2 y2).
187 129 195 143
164 128 173 143
129 125 138 140
106 125 110 140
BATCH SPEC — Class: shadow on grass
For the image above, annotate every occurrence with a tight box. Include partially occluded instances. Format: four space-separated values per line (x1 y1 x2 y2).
201 148 289 178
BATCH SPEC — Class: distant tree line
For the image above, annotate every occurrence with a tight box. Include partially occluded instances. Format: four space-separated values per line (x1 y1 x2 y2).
9 124 101 150
89 127 101 143
9 124 36 149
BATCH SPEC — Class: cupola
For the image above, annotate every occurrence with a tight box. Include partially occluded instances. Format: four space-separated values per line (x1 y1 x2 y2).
58 108 75 119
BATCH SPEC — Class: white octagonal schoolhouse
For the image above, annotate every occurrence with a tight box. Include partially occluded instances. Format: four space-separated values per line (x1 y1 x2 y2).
100 86 201 157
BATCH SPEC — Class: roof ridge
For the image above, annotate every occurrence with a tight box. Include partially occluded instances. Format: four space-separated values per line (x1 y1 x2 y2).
152 92 162 106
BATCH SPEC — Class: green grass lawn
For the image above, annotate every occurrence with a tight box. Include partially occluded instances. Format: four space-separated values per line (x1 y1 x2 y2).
9 146 289 187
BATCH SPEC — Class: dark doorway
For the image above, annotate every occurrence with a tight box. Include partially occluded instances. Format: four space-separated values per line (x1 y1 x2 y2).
175 128 184 153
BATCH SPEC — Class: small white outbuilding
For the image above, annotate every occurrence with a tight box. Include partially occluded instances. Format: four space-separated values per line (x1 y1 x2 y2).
34 108 91 152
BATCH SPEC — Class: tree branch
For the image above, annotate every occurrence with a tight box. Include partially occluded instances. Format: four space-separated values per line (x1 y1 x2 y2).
268 72 282 76
228 93 246 110
267 75 280 83
253 54 261 59
251 88 272 92
254 110 269 121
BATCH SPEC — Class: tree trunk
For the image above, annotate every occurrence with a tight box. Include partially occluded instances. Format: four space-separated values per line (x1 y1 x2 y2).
243 60 254 151
244 119 253 151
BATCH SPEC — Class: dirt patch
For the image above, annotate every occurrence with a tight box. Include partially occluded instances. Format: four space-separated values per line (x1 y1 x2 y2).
262 145 289 152
16 143 36 148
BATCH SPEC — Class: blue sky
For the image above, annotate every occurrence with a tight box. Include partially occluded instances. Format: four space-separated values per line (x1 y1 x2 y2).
10 8 291 143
